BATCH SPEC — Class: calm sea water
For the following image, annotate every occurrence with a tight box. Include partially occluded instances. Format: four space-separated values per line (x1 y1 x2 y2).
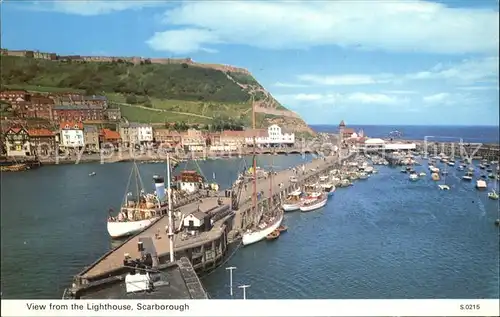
311 125 500 144
1 155 499 299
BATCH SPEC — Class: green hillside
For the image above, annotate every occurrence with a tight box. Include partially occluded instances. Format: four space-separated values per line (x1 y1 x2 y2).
1 55 313 134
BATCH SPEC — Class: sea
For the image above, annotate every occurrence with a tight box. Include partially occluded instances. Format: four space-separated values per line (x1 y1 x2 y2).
0 125 499 299
311 124 500 144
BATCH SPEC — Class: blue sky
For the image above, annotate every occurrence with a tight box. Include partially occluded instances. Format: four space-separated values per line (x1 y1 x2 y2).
2 0 499 126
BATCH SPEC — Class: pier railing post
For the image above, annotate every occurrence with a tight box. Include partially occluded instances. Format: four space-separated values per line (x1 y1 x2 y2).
238 284 250 300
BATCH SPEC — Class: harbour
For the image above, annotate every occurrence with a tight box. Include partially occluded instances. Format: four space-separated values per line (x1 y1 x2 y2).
1 147 499 299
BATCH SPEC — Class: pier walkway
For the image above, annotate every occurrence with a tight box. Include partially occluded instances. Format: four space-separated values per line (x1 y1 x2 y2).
79 197 231 281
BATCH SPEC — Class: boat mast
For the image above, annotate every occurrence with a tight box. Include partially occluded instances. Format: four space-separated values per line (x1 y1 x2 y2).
269 155 273 207
252 94 257 216
167 154 175 263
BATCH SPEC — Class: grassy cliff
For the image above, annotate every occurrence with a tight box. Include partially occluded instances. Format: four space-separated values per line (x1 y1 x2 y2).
0 55 314 134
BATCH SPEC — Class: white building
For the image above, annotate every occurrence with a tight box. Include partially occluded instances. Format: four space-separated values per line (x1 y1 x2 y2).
360 138 416 151
136 124 153 143
59 122 84 149
245 124 295 147
119 123 153 145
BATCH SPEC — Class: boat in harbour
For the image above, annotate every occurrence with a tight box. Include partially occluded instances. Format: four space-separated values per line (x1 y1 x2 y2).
266 230 280 241
462 171 473 181
243 212 283 246
300 192 327 212
419 172 426 177
476 179 487 190
409 171 419 181
282 190 303 211
431 173 440 181
447 161 455 166
438 165 450 190
358 172 369 180
277 225 288 233
107 162 170 239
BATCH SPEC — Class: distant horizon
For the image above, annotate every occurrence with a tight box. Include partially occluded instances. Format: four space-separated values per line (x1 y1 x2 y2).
309 123 500 127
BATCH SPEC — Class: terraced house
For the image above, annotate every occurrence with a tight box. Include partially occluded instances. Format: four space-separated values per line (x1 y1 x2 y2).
83 125 100 153
59 122 84 150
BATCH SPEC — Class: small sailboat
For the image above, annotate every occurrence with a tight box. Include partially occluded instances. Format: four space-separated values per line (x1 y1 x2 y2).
476 179 487 190
89 172 96 177
438 165 450 190
488 189 499 200
462 171 473 181
266 230 280 241
409 171 419 181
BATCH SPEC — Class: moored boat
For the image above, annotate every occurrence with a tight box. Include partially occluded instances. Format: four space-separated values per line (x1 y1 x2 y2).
462 171 473 181
242 212 283 246
107 164 168 239
476 179 487 190
409 171 418 181
431 173 440 181
266 230 280 241
320 183 336 196
277 225 288 233
300 192 327 212
358 172 369 180
282 190 303 211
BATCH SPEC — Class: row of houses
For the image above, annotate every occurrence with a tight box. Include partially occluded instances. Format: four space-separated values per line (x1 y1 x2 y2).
1 123 296 158
0 90 121 122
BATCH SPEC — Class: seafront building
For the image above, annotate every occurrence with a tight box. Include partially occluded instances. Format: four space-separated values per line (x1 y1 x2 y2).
245 124 295 147
59 122 84 150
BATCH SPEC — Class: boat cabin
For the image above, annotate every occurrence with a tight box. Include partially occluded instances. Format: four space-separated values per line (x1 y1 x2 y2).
183 211 210 233
286 191 302 202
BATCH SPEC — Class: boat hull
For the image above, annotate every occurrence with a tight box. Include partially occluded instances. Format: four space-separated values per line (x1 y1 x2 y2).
282 203 300 211
107 217 160 238
300 197 327 212
242 213 283 246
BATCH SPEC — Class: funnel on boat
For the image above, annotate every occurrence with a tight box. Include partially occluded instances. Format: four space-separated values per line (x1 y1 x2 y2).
153 175 167 203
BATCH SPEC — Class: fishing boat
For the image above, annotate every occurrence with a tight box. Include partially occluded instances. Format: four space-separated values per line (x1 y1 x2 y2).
89 172 96 177
431 173 440 181
300 192 327 212
266 230 280 241
457 165 465 171
438 165 450 190
476 179 487 190
277 225 288 233
364 166 374 174
430 166 440 174
400 168 407 173
282 190 303 211
462 171 473 181
358 172 369 180
419 172 426 177
447 161 455 166
107 162 169 239
409 171 419 181
321 183 336 196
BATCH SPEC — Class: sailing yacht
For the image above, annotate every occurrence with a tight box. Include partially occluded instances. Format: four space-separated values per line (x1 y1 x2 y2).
438 165 450 190
107 161 170 239
242 97 283 247
488 175 499 199
462 171 473 181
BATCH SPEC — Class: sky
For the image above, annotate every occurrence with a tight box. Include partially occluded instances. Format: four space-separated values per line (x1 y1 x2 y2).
1 0 499 126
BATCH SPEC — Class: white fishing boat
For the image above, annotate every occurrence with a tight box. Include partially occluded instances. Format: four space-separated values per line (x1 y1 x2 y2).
447 161 455 166
358 172 369 180
89 172 96 177
242 213 283 246
476 179 487 190
107 163 169 239
430 167 440 174
282 190 303 211
300 192 327 212
438 165 450 190
457 165 465 171
364 166 374 174
419 172 426 177
462 171 473 181
320 183 336 196
409 171 419 181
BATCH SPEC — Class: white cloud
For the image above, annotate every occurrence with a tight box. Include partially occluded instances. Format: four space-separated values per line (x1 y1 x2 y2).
274 82 309 88
289 56 498 87
276 92 406 107
296 74 392 86
382 90 418 95
422 92 451 104
29 1 163 16
147 1 499 54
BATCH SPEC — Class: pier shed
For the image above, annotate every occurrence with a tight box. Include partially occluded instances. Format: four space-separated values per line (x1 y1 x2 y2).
184 211 208 232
